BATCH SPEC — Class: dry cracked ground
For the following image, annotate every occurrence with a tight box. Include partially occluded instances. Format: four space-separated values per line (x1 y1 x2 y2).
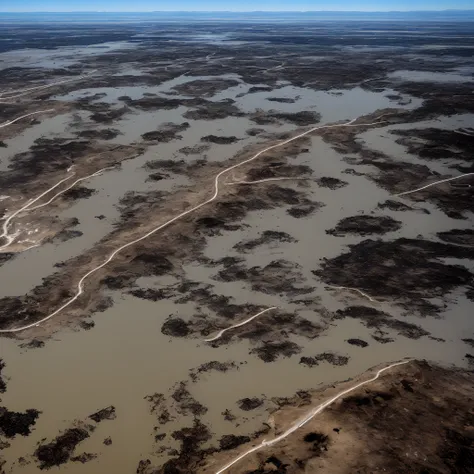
0 15 473 474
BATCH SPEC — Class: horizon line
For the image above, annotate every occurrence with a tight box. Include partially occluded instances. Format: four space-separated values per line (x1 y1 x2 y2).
2 9 474 13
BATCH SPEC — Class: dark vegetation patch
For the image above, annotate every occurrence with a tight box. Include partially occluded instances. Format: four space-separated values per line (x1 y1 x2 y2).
303 432 330 455
250 341 302 363
171 382 208 416
103 437 112 446
189 361 238 382
88 105 130 124
317 177 348 189
144 158 187 174
219 434 251 450
334 306 430 339
172 78 240 97
174 284 261 321
0 408 40 438
271 390 312 410
222 409 236 422
237 397 264 411
215 259 314 296
194 216 242 236
372 334 395 344
151 419 213 473
268 312 322 340
342 168 364 176
246 162 312 181
299 352 349 367
233 230 297 253
131 252 173 276
62 186 95 201
267 97 297 103
141 122 189 142
161 317 191 338
287 203 324 218
19 339 45 349
114 95 202 111
89 406 116 423
246 127 265 136
437 229 474 247
144 393 173 425
0 360 6 393
342 390 395 407
248 86 273 94
378 199 429 214
0 252 14 268
200 135 238 144
117 190 167 220
35 428 89 469
179 144 210 155
71 453 97 464
347 338 369 347
462 338 474 348
315 238 474 315
77 128 121 140
146 172 169 182
52 229 83 242
251 110 321 126
326 215 402 237
183 100 244 120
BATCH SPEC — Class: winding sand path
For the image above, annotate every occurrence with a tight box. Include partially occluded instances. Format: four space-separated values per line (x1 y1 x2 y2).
225 177 310 186
0 70 97 101
204 307 277 342
24 166 115 213
325 284 380 303
0 174 74 251
214 359 412 473
0 116 388 333
0 166 115 251
394 172 474 196
0 109 55 129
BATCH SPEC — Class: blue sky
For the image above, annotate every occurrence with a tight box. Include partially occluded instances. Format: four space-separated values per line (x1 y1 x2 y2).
2 0 474 12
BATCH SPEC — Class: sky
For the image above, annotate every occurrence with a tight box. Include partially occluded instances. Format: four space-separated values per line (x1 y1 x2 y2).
2 0 474 12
